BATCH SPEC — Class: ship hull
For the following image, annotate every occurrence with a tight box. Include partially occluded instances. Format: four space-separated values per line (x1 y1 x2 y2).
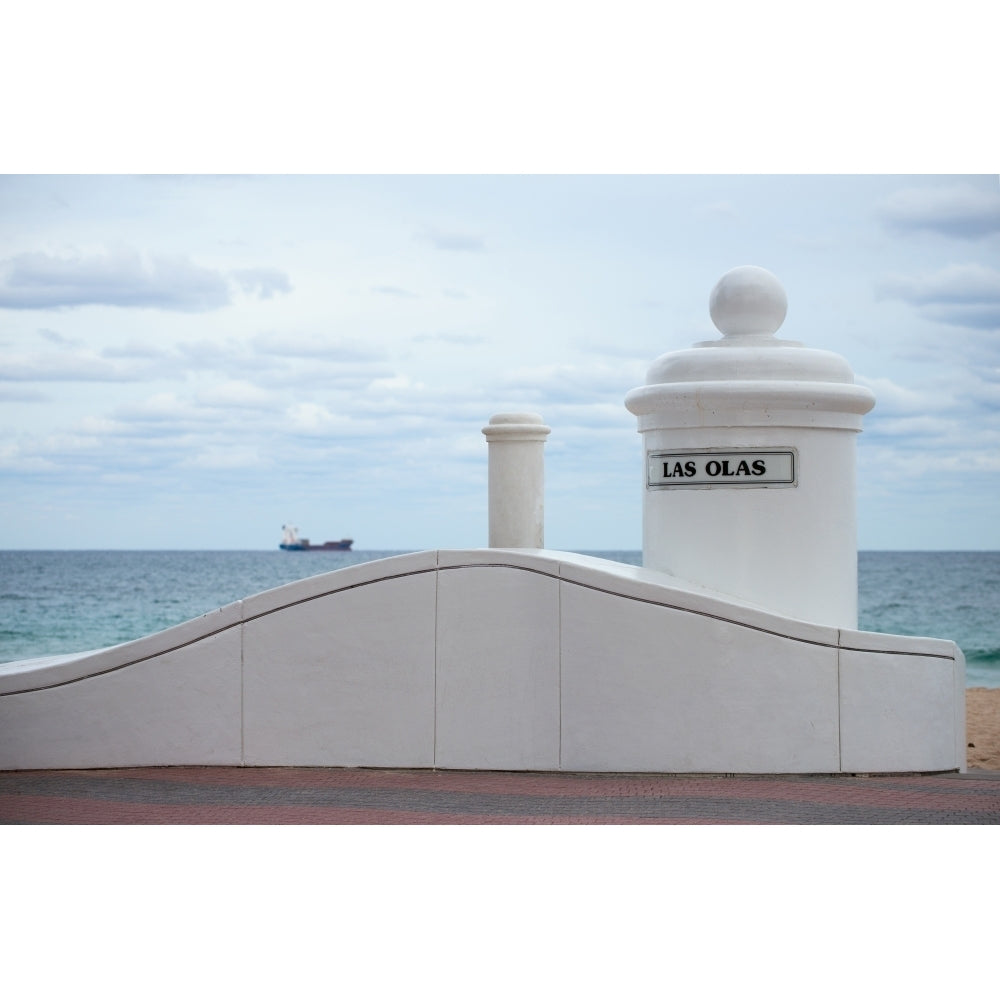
280 540 353 551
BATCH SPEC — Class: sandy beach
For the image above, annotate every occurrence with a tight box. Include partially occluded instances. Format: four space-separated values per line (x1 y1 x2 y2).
966 688 1000 770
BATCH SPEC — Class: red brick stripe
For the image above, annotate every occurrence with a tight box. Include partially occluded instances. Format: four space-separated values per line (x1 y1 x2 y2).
2 767 997 825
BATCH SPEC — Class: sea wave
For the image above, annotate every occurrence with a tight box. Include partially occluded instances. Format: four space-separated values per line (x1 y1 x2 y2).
966 646 1000 666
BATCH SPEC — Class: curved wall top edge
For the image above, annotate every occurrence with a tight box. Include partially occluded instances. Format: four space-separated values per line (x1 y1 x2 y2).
0 549 958 696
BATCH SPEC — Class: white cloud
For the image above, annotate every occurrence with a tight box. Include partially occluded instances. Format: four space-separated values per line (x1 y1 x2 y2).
855 376 949 416
184 446 263 469
369 374 422 392
251 332 384 362
230 267 292 299
0 248 231 311
77 415 123 435
878 263 1000 305
0 384 48 401
101 341 170 360
415 224 485 252
0 442 57 472
878 183 1000 239
0 350 151 382
876 264 1000 330
37 327 83 347
412 331 486 346
498 361 646 404
285 401 337 432
195 380 281 410
174 338 272 374
116 392 196 422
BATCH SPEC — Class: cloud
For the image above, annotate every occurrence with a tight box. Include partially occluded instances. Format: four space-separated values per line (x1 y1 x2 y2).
230 267 293 299
37 327 83 347
857 365 1000 500
573 336 657 362
369 374 423 393
195 380 281 411
876 263 1000 330
174 338 271 373
878 264 1000 304
183 446 263 470
371 285 418 298
877 183 1000 239
415 225 485 252
4 331 390 391
0 248 232 311
920 303 1000 330
0 385 47 402
284 402 358 436
102 341 172 360
0 351 152 382
115 392 198 423
855 376 949 417
411 331 486 346
498 361 647 404
251 332 385 362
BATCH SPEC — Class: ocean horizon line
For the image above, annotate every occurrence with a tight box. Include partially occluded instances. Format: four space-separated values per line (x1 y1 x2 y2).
3 546 1000 554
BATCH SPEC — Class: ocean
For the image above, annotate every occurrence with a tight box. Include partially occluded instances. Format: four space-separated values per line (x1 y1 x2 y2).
1 550 998 687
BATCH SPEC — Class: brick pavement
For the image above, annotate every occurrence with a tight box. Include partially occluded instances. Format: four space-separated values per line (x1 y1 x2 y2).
1 766 998 824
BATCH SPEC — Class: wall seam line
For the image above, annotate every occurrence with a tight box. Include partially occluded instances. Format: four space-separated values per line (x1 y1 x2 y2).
836 630 843 773
240 600 245 766
558 575 563 772
433 552 439 769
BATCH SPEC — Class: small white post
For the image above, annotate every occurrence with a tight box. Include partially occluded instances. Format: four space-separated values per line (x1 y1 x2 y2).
482 413 551 548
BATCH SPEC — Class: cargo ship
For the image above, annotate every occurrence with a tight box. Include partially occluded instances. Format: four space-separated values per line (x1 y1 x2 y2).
280 524 353 551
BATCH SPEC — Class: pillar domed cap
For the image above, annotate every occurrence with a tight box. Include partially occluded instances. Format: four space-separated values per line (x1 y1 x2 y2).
709 265 788 338
632 265 874 392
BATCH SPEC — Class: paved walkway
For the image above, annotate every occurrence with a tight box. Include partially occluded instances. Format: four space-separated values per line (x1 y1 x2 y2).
1 766 998 824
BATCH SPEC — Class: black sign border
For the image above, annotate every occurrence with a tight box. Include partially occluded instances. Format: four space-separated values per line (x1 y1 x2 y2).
646 448 798 490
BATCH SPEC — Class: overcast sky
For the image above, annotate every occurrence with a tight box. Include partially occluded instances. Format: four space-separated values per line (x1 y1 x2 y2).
1 174 997 550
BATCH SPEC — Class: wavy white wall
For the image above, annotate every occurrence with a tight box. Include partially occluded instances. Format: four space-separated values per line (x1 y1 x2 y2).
0 551 966 773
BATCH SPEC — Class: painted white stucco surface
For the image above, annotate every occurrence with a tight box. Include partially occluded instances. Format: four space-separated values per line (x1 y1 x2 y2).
0 628 242 770
482 413 550 549
625 265 876 628
243 569 437 768
436 555 560 770
0 550 965 774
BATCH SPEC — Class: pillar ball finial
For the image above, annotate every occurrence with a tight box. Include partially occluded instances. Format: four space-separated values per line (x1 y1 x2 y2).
709 265 788 338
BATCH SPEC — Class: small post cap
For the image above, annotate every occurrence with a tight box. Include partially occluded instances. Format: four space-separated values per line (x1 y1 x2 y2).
488 413 546 425
482 412 551 440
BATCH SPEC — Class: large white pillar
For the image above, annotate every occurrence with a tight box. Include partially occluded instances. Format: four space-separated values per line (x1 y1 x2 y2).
624 266 876 627
482 413 551 548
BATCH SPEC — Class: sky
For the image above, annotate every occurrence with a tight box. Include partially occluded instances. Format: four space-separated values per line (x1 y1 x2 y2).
1 173 998 551
2 2 998 552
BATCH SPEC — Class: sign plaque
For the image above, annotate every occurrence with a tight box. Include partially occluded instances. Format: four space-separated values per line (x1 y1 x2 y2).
647 449 797 489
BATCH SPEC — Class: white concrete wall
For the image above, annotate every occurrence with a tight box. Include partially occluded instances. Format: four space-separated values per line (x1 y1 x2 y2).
436 553 560 770
0 551 966 774
0 604 243 769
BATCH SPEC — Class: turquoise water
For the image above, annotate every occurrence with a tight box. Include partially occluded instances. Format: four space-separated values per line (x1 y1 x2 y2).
1 550 998 687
